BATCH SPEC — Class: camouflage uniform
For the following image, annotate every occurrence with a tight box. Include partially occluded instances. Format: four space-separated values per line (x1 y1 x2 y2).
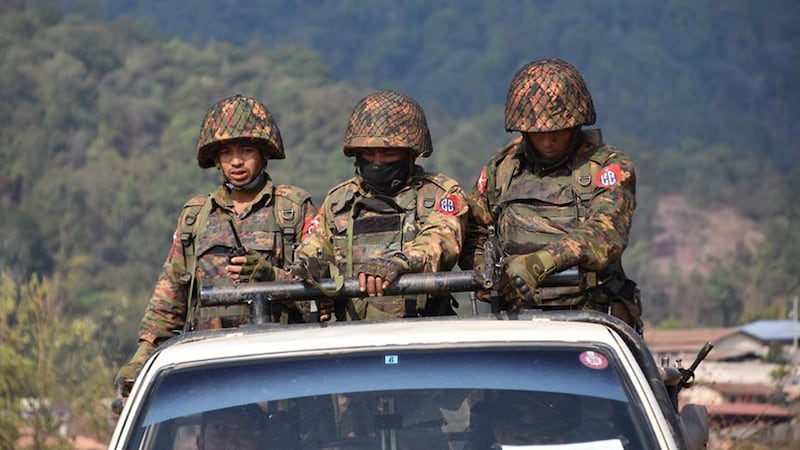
460 59 641 329
295 91 467 320
118 95 316 384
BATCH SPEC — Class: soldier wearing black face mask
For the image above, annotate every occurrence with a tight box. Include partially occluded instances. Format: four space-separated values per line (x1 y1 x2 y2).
293 90 468 320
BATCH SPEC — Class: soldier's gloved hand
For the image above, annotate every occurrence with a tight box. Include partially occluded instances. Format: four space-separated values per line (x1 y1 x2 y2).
229 250 276 283
289 257 330 282
501 250 557 309
359 253 410 297
113 340 155 414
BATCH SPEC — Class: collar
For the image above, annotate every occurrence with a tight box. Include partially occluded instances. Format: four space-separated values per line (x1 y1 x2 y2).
211 174 276 213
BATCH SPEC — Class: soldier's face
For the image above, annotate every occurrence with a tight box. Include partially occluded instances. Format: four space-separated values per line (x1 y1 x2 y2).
357 148 409 164
523 129 574 160
218 143 265 186
197 417 264 450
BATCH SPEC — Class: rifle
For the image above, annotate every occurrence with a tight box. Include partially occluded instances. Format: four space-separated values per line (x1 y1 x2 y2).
660 342 714 410
228 219 247 260
482 225 505 313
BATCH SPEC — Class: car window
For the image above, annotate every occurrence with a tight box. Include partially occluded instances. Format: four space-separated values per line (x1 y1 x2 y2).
127 347 658 449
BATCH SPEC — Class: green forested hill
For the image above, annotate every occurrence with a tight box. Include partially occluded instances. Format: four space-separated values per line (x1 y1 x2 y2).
61 0 800 168
2 0 798 326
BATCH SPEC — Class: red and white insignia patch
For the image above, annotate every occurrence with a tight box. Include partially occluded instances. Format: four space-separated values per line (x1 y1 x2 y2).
436 194 460 215
303 214 321 238
596 164 622 188
477 167 488 194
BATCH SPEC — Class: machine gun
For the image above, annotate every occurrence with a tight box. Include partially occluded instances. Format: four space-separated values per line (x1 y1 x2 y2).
199 268 581 324
201 224 584 323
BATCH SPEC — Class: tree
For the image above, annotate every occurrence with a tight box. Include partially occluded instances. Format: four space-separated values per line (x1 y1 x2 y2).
0 271 114 448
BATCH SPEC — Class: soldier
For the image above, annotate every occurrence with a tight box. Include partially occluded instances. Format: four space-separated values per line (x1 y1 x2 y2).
115 94 317 393
294 90 468 321
196 404 268 450
460 58 642 331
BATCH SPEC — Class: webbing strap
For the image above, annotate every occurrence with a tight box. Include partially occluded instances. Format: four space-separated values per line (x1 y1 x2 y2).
183 195 213 332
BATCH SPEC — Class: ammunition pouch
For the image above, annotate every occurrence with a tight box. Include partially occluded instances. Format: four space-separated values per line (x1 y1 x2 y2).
338 294 457 321
587 260 643 333
423 294 458 316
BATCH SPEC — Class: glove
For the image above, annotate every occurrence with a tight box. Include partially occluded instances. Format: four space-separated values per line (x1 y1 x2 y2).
114 341 156 396
239 250 276 283
501 250 557 309
289 256 331 282
360 253 410 285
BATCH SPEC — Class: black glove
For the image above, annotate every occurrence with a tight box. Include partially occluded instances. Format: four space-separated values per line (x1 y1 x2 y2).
239 250 276 283
360 253 410 285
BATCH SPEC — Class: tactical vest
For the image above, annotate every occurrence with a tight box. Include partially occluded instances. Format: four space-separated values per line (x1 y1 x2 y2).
179 186 307 329
490 130 640 325
325 171 452 319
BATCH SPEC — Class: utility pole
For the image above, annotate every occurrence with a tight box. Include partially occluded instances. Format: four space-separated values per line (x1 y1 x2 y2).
793 295 798 369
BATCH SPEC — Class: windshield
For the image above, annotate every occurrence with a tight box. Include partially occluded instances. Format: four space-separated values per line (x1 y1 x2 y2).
126 347 658 449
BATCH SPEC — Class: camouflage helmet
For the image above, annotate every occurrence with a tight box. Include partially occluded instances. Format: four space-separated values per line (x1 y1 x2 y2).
343 90 433 158
504 58 596 133
196 94 285 169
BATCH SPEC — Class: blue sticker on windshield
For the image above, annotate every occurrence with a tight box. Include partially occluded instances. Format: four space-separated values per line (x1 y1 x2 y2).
384 355 399 364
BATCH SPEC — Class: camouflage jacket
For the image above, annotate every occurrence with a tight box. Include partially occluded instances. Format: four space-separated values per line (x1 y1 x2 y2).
296 167 467 319
460 129 636 275
137 177 316 346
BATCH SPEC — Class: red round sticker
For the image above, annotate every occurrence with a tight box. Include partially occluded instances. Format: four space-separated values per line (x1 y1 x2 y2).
579 351 609 370
596 164 622 188
436 194 459 215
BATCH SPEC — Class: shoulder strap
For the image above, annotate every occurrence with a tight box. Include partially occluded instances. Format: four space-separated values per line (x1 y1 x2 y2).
488 137 524 219
572 129 612 220
181 194 213 332
273 185 312 265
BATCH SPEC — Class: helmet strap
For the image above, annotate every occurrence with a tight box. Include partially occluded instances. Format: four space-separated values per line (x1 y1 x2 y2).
223 165 268 192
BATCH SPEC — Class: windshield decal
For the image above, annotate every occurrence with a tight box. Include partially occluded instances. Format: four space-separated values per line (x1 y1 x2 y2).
579 351 609 370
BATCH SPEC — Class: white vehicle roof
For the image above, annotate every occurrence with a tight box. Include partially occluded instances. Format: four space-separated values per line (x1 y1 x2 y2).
151 315 626 368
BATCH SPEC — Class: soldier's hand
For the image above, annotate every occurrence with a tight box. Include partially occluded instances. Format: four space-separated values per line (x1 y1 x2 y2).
112 341 155 413
228 250 276 283
289 257 330 282
502 251 557 309
359 253 410 296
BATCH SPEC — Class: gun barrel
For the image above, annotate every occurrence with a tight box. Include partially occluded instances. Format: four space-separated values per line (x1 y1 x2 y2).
200 268 581 306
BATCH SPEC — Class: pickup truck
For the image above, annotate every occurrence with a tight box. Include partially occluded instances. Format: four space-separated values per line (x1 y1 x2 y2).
108 308 709 449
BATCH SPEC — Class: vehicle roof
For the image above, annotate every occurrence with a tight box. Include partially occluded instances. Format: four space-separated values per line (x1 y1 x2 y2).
150 313 629 368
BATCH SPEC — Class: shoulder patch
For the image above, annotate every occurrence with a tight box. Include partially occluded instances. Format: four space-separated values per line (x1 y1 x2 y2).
303 213 321 238
596 164 622 188
477 167 488 195
435 194 460 215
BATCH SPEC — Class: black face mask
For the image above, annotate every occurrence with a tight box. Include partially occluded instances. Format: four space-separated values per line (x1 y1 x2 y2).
355 156 412 195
